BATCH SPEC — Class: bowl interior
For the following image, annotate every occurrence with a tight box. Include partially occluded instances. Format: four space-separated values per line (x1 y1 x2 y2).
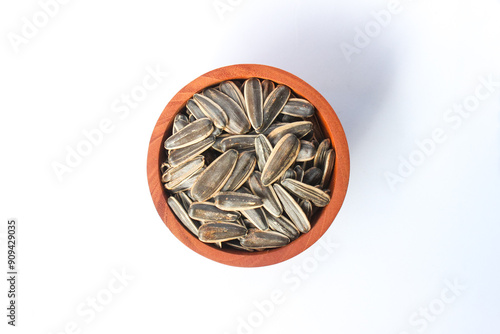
147 64 349 267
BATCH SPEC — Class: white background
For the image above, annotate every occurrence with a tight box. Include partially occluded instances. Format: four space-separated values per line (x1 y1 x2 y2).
1 0 500 333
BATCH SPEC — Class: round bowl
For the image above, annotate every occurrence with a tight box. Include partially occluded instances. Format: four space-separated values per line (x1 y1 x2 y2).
147 64 349 267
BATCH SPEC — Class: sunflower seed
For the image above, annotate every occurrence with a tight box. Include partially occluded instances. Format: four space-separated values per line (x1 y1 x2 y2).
203 88 251 134
220 135 257 152
273 184 311 233
294 165 304 182
314 139 330 168
168 196 200 237
296 140 316 162
168 136 215 167
163 156 204 189
193 93 228 129
303 167 323 186
169 168 204 193
257 85 291 134
281 98 315 117
248 172 283 217
320 148 335 188
254 134 273 172
239 229 290 249
214 192 263 210
299 199 313 219
243 78 263 130
188 202 240 222
186 99 208 120
173 114 189 134
198 222 247 243
261 134 300 186
267 121 313 145
240 207 268 231
265 212 300 240
164 118 214 150
178 191 193 211
281 178 330 207
221 151 256 191
219 81 245 111
261 80 275 101
190 149 239 202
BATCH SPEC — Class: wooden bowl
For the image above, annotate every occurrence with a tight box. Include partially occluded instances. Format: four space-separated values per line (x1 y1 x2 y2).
147 64 349 267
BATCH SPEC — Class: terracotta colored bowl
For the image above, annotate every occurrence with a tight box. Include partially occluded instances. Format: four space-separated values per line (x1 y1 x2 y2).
147 64 349 267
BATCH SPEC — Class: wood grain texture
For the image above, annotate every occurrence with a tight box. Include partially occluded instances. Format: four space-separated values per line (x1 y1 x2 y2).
147 64 350 267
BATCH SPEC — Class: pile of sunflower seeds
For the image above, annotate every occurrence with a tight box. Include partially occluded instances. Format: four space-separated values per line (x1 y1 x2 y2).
161 78 335 251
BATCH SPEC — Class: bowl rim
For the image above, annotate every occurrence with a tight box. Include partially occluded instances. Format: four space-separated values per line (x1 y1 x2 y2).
147 64 349 267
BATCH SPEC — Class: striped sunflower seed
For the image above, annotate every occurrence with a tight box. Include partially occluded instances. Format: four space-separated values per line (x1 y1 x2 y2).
261 134 300 186
193 93 228 129
186 99 208 120
221 151 256 192
164 118 214 150
314 138 330 168
198 222 247 243
265 212 300 240
248 171 283 217
220 135 257 152
281 98 315 117
320 148 335 188
162 155 204 189
281 178 330 207
239 229 290 249
219 81 246 111
261 80 275 101
257 85 291 134
203 88 251 134
168 196 200 237
243 78 263 130
173 114 189 134
273 184 311 233
254 134 273 172
267 121 313 145
296 140 316 162
168 136 215 167
188 202 240 222
214 192 264 211
190 149 239 202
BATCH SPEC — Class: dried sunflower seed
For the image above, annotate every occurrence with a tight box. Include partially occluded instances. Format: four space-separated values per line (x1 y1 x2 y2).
248 172 283 217
193 93 228 129
257 85 291 134
164 118 214 150
190 149 238 202
261 134 300 186
281 178 330 207
221 151 256 192
273 184 311 233
281 98 315 117
198 222 247 243
267 121 313 146
239 229 290 249
168 196 199 237
168 136 215 167
188 202 240 222
203 88 251 134
243 78 263 130
214 192 264 211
